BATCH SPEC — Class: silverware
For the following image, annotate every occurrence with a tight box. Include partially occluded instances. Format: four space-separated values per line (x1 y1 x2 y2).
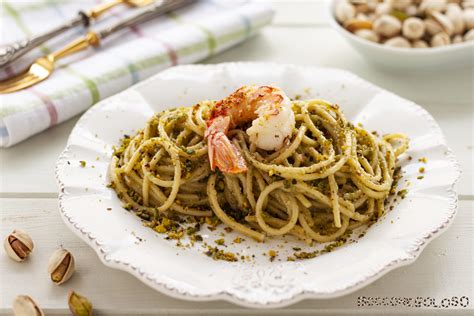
0 0 196 94
0 0 155 68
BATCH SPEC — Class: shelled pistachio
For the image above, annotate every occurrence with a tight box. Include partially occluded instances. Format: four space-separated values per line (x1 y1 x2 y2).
4 230 34 262
47 248 75 285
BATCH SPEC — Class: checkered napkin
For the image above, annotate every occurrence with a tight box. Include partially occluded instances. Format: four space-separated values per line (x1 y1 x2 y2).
0 0 273 147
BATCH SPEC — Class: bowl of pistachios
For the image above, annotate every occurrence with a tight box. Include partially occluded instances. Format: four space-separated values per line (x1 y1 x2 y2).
327 0 474 70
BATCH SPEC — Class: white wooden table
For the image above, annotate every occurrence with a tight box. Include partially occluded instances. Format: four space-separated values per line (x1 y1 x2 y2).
1 1 473 315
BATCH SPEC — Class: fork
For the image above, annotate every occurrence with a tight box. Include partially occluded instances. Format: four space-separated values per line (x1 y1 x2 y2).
0 0 196 94
0 0 154 68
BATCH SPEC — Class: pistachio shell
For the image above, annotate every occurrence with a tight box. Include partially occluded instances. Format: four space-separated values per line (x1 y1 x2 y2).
384 36 412 47
391 0 413 10
420 0 448 13
3 229 34 262
464 28 474 40
12 295 44 316
403 17 426 39
366 0 378 10
431 31 451 45
375 3 392 15
412 39 430 47
354 29 380 42
47 248 75 285
424 18 444 35
452 34 464 43
405 5 419 16
373 14 402 37
355 12 370 21
336 1 356 23
463 0 474 9
446 4 466 34
354 3 371 14
464 8 474 29
431 12 455 35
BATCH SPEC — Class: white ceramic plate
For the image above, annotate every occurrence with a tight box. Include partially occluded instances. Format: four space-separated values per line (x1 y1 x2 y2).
56 62 461 308
327 0 474 70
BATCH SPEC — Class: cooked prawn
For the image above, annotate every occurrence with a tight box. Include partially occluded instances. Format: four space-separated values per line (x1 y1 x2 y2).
205 85 296 174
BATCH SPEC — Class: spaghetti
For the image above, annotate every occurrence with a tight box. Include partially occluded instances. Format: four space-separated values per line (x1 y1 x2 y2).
110 94 408 245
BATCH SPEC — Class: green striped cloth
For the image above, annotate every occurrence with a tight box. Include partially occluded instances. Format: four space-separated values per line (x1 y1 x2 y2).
0 0 273 147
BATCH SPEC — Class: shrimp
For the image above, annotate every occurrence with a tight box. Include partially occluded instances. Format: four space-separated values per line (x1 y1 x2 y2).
205 85 296 174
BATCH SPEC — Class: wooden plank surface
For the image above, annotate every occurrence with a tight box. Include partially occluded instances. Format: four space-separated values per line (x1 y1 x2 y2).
0 199 472 314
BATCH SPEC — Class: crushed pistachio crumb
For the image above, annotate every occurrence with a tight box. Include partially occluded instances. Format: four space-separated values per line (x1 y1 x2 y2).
79 161 86 167
233 237 243 244
205 246 237 262
397 189 408 199
215 238 225 245
294 251 319 259
268 250 277 262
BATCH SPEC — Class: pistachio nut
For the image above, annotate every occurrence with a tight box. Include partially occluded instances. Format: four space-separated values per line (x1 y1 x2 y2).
420 0 448 13
47 248 75 285
384 36 412 47
12 295 44 316
464 8 474 29
431 11 455 35
464 28 474 40
390 0 413 10
354 29 380 42
336 0 474 49
403 17 426 39
353 2 370 14
4 229 34 262
430 31 451 45
412 39 430 48
355 12 370 21
446 3 466 34
335 0 356 23
452 34 464 43
463 0 474 9
405 5 419 16
375 3 391 15
68 291 93 316
373 14 403 37
424 17 444 35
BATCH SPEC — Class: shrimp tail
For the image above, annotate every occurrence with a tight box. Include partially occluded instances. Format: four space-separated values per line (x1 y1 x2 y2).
205 116 247 174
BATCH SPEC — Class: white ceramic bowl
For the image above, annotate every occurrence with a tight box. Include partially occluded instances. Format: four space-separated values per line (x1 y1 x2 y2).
327 0 474 70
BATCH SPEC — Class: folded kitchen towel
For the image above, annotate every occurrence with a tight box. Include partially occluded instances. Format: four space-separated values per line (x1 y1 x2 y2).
0 0 273 147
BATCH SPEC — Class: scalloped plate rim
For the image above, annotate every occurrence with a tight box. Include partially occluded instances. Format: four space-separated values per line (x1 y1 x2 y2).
55 62 462 308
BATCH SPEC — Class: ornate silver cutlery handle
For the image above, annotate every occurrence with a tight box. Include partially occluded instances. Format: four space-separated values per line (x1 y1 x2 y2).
0 13 88 68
